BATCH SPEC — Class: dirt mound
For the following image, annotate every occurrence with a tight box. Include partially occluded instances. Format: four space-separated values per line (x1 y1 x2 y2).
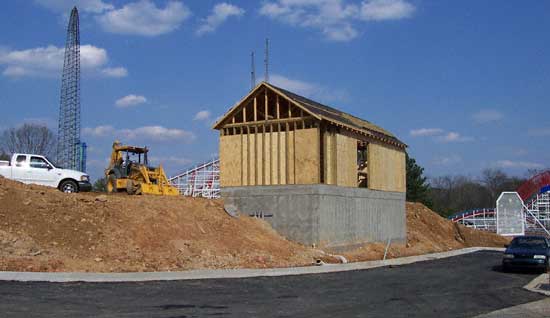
0 176 319 272
0 177 509 272
342 202 509 262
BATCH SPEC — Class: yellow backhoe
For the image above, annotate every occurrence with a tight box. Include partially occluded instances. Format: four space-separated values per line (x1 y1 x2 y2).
105 141 179 196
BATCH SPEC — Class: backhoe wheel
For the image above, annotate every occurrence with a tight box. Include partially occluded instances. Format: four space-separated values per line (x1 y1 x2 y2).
60 180 78 193
107 174 117 193
126 179 136 195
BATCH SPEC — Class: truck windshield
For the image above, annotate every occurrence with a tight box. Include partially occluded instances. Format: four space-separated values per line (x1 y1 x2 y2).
44 157 57 168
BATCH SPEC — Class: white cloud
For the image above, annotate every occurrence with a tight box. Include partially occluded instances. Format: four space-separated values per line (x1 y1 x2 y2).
437 132 474 143
196 3 245 36
115 95 147 108
495 160 544 170
84 125 195 142
259 0 415 41
270 74 348 102
410 128 444 137
433 155 462 166
96 0 191 36
359 0 415 21
82 125 116 137
472 109 504 124
194 110 212 121
101 66 128 78
34 0 114 13
0 44 126 78
528 127 550 137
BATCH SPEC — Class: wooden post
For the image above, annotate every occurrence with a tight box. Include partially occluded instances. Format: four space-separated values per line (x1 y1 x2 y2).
288 100 292 118
243 105 247 123
254 97 258 122
264 90 268 121
276 95 280 119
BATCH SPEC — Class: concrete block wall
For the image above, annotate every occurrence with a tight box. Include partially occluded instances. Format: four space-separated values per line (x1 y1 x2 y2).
222 185 406 247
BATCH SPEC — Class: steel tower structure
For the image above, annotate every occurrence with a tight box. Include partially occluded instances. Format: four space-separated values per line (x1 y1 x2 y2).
57 7 86 172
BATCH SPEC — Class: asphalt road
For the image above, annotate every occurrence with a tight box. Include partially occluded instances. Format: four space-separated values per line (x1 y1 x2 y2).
0 251 545 318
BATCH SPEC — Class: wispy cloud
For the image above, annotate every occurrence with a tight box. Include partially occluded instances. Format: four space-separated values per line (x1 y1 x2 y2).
196 3 244 36
410 127 473 143
193 110 211 121
409 128 444 137
0 45 126 78
259 0 415 42
437 132 474 143
495 160 544 170
34 0 114 13
101 66 128 78
96 0 191 36
115 95 147 108
472 109 504 124
433 155 462 166
83 125 195 142
270 74 349 102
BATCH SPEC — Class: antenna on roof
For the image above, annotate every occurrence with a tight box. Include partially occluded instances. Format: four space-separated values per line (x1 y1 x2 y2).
264 38 269 83
251 51 256 90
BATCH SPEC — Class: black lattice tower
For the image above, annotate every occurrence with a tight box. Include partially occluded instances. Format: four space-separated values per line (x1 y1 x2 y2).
57 7 85 171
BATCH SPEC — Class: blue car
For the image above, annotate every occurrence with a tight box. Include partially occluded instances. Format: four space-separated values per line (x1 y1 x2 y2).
502 236 550 272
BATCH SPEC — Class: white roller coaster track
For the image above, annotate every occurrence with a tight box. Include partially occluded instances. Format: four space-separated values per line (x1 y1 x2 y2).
168 158 220 199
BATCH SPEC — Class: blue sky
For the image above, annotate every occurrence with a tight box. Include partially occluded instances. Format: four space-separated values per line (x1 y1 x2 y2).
0 0 549 181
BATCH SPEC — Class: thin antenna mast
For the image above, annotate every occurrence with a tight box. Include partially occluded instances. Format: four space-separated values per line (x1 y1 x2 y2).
251 51 256 90
264 38 269 83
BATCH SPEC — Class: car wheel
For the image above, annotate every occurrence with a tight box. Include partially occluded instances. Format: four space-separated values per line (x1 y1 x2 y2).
60 180 78 193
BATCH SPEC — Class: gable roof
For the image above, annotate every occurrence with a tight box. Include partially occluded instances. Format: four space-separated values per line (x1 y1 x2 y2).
213 82 406 148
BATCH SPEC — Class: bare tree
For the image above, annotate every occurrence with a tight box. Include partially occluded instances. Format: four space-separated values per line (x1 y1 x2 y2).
0 124 57 158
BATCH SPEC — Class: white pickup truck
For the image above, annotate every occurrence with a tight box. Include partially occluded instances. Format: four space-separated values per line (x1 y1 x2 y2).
0 153 92 193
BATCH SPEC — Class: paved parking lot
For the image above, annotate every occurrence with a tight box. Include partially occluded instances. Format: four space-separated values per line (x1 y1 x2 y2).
0 251 544 318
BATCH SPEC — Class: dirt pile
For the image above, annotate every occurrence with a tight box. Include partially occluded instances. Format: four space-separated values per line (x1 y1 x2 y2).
0 177 509 272
0 176 319 272
342 202 510 262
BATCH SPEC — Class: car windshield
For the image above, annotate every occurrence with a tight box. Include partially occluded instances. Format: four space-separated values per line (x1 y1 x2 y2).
44 156 57 168
510 237 548 249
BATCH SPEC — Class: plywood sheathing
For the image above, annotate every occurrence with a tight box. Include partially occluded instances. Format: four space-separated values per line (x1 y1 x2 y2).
368 142 406 193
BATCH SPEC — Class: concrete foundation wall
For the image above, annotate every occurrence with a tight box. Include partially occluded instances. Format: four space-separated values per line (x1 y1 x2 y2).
222 185 406 247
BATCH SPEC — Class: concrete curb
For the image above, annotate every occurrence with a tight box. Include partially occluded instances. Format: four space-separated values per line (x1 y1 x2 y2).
0 247 504 283
524 273 550 296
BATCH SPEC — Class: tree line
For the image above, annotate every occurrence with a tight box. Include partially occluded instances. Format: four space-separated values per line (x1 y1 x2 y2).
0 123 546 211
406 155 547 217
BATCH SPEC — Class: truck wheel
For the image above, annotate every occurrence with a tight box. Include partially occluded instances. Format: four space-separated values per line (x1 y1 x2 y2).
107 174 117 193
60 180 78 193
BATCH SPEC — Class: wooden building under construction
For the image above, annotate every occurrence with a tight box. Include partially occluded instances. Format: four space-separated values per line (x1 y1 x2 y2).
213 82 407 192
214 82 407 246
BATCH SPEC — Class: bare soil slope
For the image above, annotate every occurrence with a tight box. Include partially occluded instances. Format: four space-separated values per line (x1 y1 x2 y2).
0 177 509 272
342 202 509 262
0 176 318 272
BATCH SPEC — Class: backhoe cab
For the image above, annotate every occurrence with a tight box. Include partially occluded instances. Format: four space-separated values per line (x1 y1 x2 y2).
105 141 179 196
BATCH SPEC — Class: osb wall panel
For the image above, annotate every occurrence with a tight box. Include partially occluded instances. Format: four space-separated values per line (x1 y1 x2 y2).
278 131 287 184
335 133 357 187
248 133 256 185
241 133 249 186
294 128 320 184
271 132 279 184
368 142 406 192
220 135 242 187
220 128 323 186
323 130 337 185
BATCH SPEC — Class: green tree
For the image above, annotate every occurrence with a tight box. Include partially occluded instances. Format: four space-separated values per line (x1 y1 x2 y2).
406 153 432 208
92 177 107 192
0 151 9 161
